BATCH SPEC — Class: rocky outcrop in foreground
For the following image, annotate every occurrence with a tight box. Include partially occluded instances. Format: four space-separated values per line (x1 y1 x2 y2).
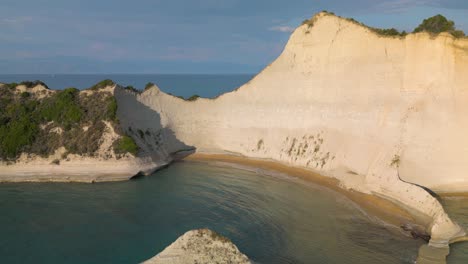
143 229 251 264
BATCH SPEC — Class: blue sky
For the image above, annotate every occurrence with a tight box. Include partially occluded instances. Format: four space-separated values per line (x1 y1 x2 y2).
1 0 467 74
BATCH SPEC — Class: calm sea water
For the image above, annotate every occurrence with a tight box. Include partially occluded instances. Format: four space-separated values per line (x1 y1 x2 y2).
1 74 467 263
0 74 254 98
1 161 467 264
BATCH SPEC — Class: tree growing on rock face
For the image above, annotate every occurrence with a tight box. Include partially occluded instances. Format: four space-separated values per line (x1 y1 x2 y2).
413 14 465 38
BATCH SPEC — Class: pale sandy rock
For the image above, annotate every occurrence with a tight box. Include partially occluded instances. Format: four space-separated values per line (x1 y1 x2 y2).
16 84 53 99
50 126 63 135
131 12 468 245
96 121 121 159
40 121 54 130
81 85 114 96
142 229 251 264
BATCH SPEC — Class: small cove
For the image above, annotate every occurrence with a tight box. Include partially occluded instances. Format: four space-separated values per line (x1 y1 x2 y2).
0 161 467 263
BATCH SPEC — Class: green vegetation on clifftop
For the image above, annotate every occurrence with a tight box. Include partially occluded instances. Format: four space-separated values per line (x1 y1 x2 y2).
187 94 200 101
40 88 82 130
302 11 464 38
413 14 465 37
0 80 132 160
88 79 115 90
145 82 155 90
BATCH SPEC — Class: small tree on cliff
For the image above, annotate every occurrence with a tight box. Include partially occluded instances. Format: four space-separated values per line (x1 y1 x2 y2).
413 14 465 37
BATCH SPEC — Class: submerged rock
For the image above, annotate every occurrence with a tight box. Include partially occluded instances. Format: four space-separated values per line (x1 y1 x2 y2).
142 229 251 264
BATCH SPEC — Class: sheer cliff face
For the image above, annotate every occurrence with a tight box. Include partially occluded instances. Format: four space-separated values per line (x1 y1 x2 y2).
140 13 468 193
134 13 468 243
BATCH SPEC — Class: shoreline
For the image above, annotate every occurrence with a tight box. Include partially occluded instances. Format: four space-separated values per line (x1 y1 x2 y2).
0 158 169 183
1 151 464 236
185 153 434 235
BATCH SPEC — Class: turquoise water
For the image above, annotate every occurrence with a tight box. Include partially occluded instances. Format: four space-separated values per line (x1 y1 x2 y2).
0 74 253 98
3 161 467 263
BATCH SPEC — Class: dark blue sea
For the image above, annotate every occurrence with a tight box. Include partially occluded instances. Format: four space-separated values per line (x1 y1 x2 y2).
0 74 254 98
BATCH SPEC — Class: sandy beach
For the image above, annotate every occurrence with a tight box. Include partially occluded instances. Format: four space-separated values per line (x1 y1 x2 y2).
185 153 419 232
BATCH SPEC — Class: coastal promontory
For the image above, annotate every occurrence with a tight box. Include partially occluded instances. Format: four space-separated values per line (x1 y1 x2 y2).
1 11 468 249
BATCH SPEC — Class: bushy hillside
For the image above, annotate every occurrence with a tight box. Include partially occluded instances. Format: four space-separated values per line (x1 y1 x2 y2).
0 81 137 161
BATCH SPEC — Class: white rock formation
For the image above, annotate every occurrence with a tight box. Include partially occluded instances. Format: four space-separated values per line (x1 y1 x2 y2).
142 229 251 264
126 12 468 245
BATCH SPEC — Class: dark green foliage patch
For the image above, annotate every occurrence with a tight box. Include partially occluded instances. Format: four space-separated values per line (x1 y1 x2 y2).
0 80 132 160
303 11 464 38
145 82 155 90
39 88 82 130
413 14 465 38
88 79 115 90
114 135 138 156
187 94 200 101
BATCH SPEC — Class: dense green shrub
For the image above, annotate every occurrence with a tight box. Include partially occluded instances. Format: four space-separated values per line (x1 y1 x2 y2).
124 85 141 94
344 17 407 37
413 15 465 37
452 30 466 38
414 14 454 32
187 94 200 101
302 11 407 37
106 97 118 121
145 82 155 90
88 79 115 90
19 80 49 89
303 11 468 38
372 28 407 37
114 135 138 155
0 102 39 159
0 117 38 158
6 82 18 89
301 19 314 27
39 88 82 129
0 82 137 160
124 85 139 93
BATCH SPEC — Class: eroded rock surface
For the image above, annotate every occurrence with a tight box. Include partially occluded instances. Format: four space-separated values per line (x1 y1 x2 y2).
143 229 251 264
130 12 468 245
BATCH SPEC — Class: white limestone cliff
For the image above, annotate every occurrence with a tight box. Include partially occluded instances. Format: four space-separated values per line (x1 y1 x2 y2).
128 12 468 245
142 229 251 264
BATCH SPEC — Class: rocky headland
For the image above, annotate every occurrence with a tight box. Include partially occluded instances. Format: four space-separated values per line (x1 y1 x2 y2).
0 80 193 182
1 11 468 249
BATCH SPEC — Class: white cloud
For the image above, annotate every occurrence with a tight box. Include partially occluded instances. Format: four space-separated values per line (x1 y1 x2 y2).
269 25 295 33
